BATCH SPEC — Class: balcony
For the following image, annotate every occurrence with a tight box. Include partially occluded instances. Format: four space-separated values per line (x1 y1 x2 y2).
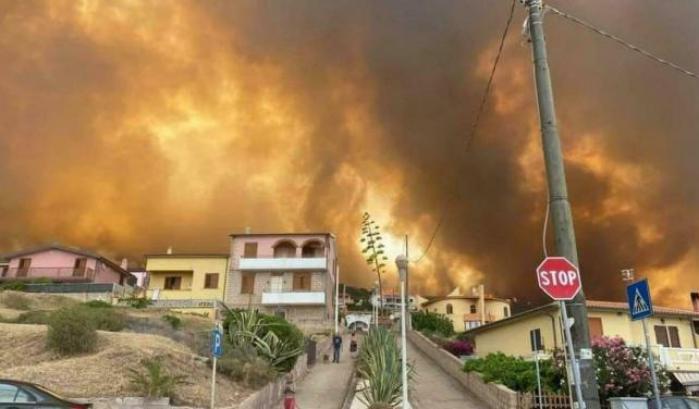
238 257 327 271
261 291 326 305
0 267 96 282
657 347 699 372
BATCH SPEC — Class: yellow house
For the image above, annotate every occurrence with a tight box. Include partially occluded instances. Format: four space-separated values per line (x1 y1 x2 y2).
420 287 512 332
465 299 699 393
145 253 229 318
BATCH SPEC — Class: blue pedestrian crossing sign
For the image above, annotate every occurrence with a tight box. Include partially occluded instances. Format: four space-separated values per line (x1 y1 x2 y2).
626 279 653 321
211 328 223 358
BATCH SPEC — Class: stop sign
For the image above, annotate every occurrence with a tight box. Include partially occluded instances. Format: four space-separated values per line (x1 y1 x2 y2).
536 257 582 300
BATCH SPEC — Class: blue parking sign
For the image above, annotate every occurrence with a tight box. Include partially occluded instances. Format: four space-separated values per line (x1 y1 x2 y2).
211 328 223 358
626 279 653 321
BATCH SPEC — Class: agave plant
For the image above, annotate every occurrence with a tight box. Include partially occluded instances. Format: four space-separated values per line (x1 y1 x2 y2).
224 308 304 373
357 327 413 409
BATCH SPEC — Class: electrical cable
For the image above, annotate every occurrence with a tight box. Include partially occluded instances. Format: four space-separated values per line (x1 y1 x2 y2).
412 0 517 263
545 4 698 81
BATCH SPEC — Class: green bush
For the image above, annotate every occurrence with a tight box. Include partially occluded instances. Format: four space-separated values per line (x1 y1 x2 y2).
84 307 126 331
121 296 152 309
14 310 51 325
46 307 98 355
217 344 277 388
1 292 32 310
128 356 187 398
463 352 562 393
83 300 112 308
162 314 182 330
0 282 26 291
411 310 454 337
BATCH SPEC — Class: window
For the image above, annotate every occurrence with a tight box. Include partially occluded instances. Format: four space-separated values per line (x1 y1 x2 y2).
446 304 453 315
243 242 258 258
274 241 296 258
241 272 255 294
164 276 182 290
293 272 311 291
465 321 481 330
17 258 31 277
654 325 681 348
302 241 324 258
588 317 604 339
204 273 219 289
694 320 699 335
503 306 510 317
0 383 34 403
73 257 87 276
530 328 544 352
470 304 477 314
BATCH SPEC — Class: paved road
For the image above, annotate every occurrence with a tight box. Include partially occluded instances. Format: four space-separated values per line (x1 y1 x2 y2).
407 337 485 409
294 339 354 409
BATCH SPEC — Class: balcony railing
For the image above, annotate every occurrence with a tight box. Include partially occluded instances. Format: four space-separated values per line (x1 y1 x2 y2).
238 257 327 271
657 346 699 372
261 291 326 305
0 267 96 282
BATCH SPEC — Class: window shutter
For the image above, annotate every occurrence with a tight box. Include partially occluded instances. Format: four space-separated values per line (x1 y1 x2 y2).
654 325 670 347
588 318 604 339
244 243 258 258
668 326 681 348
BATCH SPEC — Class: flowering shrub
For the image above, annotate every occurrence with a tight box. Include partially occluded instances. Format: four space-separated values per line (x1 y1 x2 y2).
586 336 669 401
443 340 474 357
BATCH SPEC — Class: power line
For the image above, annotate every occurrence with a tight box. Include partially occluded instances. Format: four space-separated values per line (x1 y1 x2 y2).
545 5 698 81
412 0 517 263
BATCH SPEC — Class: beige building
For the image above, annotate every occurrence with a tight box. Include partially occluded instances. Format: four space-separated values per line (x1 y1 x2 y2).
225 233 338 333
420 287 512 332
465 298 699 394
145 253 229 318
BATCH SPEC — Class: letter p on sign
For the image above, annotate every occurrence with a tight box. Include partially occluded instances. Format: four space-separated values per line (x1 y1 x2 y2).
537 257 582 301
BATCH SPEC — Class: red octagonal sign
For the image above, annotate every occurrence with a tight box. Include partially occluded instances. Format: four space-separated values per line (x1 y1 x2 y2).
537 257 582 301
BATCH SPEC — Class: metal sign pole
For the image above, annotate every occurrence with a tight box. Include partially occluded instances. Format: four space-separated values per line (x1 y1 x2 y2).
560 301 586 409
210 354 217 409
534 351 543 409
642 319 662 409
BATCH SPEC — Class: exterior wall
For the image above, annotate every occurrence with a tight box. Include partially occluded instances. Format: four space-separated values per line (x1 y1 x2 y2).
226 234 336 332
94 261 124 284
145 257 228 303
473 311 561 357
423 298 511 332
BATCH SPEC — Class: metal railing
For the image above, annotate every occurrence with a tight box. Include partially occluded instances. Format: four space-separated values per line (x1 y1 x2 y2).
1 267 96 281
655 346 699 371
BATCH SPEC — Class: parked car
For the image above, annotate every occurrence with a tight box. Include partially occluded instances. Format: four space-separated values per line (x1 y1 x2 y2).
0 380 91 409
648 396 699 409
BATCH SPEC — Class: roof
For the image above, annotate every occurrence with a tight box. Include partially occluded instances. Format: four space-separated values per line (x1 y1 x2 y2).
464 299 699 336
1 244 131 279
145 253 229 258
230 232 334 238
421 295 511 307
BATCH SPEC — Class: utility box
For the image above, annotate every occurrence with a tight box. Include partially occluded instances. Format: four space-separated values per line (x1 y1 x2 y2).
608 397 648 409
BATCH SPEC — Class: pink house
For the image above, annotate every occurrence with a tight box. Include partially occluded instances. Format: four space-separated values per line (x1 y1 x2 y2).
0 244 133 285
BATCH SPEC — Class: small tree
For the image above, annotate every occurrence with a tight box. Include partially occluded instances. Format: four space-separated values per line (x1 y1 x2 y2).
360 212 388 313
46 307 98 355
128 356 187 399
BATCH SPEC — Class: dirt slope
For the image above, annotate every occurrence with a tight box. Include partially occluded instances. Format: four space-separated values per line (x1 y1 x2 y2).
0 323 252 407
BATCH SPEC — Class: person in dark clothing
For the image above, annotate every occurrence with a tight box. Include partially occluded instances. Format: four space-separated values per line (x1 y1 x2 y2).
332 333 343 363
349 331 358 358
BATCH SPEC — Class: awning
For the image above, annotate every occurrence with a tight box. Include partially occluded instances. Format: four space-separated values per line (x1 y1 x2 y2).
672 372 699 386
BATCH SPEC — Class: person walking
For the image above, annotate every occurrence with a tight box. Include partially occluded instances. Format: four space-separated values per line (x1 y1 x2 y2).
349 331 358 359
332 332 343 363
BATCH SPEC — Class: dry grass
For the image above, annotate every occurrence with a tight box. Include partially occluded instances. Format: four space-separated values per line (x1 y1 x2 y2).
0 323 253 407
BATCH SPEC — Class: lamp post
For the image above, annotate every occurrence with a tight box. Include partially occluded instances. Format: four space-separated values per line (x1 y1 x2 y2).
395 255 409 409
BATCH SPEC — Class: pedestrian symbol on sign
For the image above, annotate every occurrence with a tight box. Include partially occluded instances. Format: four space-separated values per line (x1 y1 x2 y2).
632 289 650 315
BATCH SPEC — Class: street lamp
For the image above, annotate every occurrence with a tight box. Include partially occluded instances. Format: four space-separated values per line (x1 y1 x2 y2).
395 255 409 409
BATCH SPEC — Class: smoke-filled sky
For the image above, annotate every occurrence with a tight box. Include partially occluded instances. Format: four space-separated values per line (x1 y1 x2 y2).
1 0 698 308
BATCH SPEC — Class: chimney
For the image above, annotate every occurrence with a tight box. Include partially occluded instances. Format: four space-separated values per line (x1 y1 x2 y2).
120 258 128 270
166 246 173 255
245 226 251 234
691 291 699 312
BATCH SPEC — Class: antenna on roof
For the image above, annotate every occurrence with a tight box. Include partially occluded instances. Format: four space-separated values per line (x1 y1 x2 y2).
120 258 128 269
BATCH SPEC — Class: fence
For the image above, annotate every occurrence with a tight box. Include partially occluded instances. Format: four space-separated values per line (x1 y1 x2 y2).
518 393 572 409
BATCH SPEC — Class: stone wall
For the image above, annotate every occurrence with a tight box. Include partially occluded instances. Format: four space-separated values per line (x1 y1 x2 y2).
407 330 519 409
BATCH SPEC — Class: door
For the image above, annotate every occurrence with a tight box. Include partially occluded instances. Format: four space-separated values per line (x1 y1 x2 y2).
17 259 31 277
270 273 283 293
73 258 87 277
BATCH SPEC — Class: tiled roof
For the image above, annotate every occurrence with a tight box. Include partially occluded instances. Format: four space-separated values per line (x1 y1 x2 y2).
587 300 699 317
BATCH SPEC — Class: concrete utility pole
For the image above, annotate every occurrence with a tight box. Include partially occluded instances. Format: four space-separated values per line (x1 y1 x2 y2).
405 235 412 330
524 1 601 408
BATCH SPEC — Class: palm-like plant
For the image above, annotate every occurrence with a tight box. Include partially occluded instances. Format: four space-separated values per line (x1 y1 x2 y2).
361 212 389 314
127 357 187 399
357 327 413 409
